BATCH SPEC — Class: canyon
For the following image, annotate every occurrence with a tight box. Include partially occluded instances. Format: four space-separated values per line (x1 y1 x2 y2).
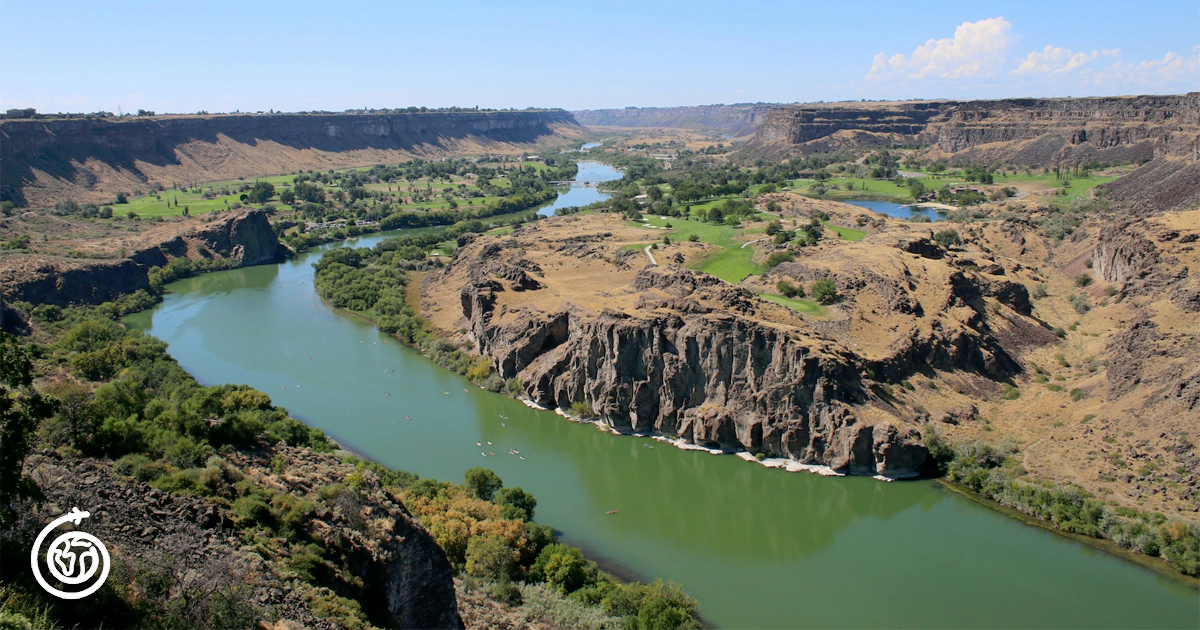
0 110 582 208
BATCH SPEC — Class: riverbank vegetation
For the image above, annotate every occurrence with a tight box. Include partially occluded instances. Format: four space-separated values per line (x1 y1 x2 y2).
926 430 1200 577
0 296 699 628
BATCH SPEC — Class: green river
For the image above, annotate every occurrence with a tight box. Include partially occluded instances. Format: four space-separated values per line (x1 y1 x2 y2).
125 229 1198 629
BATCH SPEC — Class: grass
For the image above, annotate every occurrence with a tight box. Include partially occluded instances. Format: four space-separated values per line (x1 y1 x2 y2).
633 214 763 283
758 293 824 314
115 163 547 218
822 221 866 241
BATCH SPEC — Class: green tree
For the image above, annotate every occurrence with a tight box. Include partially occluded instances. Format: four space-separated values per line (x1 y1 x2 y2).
464 534 516 581
495 486 537 521
0 333 56 521
531 543 592 594
908 180 926 201
464 466 503 501
811 278 839 304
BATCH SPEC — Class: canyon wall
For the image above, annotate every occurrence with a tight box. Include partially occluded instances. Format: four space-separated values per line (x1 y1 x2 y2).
746 94 1199 166
572 105 766 136
0 110 581 207
0 208 284 306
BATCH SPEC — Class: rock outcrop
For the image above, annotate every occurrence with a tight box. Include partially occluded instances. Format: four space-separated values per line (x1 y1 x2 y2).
437 217 1057 478
0 208 284 306
1 110 581 207
572 105 765 136
747 94 1198 165
21 448 463 629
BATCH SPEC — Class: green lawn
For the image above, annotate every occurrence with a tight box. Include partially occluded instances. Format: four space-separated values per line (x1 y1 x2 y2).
758 293 824 314
633 215 763 283
822 221 866 241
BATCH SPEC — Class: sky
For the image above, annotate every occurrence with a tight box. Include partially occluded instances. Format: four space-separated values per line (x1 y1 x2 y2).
1 0 1197 114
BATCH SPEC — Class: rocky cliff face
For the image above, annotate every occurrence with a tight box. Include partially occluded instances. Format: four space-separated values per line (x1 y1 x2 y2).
438 216 1056 478
747 94 1199 166
0 208 284 306
572 105 765 136
22 448 462 629
1 110 580 207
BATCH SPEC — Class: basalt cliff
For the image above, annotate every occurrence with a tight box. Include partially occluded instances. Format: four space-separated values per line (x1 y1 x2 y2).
744 94 1200 210
0 208 284 307
572 105 766 136
748 94 1199 163
0 110 582 208
423 211 1056 478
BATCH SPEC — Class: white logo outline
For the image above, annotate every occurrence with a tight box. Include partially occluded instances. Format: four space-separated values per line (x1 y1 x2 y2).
31 507 110 600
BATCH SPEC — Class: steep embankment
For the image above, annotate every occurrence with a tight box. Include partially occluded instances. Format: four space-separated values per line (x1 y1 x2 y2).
423 213 1053 478
573 105 766 136
0 208 283 306
747 94 1198 163
0 110 583 208
23 448 462 629
744 94 1200 210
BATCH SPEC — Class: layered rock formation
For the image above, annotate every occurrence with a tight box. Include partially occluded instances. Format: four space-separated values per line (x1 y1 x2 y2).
428 214 1057 478
0 208 284 305
1 110 581 207
747 94 1199 165
21 447 462 628
572 105 765 136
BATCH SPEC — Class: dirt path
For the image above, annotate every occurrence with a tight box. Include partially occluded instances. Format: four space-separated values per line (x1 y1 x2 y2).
741 237 769 249
644 245 658 266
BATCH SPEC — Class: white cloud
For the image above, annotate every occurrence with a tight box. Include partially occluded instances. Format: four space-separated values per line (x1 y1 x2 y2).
1013 45 1118 75
866 17 1013 81
1093 46 1200 89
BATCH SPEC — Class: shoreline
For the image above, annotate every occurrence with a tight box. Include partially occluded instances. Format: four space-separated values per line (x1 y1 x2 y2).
938 479 1200 589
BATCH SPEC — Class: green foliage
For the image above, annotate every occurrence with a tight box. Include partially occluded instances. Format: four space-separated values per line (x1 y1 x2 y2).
531 543 595 594
464 466 503 501
765 251 794 268
776 280 803 299
811 278 839 304
940 435 1200 576
933 229 961 249
0 333 56 519
465 535 517 581
495 486 537 521
1000 383 1021 400
1074 273 1093 288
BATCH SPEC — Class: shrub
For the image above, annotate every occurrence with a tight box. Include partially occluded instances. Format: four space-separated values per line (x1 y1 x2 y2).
1070 388 1085 402
811 278 839 304
765 251 794 268
1074 273 1093 288
776 280 802 299
1070 294 1091 314
934 229 961 249
1001 383 1020 400
568 400 596 420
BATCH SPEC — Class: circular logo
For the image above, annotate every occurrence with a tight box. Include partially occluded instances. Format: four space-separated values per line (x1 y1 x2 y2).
31 507 110 600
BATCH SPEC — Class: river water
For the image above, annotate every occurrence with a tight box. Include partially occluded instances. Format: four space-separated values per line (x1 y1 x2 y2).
536 160 620 217
847 200 947 222
124 166 1197 629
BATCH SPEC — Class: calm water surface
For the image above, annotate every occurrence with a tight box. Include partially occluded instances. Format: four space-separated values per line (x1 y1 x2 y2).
536 160 620 216
125 169 1197 629
847 200 947 222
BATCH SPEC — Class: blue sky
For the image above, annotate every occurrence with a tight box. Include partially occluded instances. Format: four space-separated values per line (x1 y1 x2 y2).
1 1 1196 113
